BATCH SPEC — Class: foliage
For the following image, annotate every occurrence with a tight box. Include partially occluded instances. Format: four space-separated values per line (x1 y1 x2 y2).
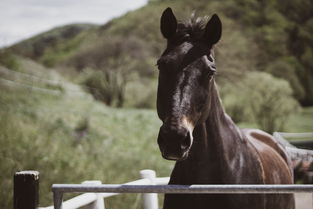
124 78 158 109
223 0 313 105
71 35 156 107
0 85 171 209
265 59 305 100
0 49 20 71
222 72 300 133
83 69 126 107
10 24 96 67
6 0 313 106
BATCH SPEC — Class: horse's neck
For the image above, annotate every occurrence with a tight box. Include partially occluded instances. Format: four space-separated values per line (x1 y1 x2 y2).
178 83 245 183
204 86 244 167
204 82 243 155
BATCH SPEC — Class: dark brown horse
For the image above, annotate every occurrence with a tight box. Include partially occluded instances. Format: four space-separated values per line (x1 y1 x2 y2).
156 8 295 209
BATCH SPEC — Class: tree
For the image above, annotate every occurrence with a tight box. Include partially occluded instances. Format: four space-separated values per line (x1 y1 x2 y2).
222 72 299 133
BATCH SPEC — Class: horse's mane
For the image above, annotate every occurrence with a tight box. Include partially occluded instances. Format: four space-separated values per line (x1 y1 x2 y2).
176 14 209 41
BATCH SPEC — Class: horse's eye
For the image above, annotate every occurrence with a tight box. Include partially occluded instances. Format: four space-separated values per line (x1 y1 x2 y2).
207 55 213 62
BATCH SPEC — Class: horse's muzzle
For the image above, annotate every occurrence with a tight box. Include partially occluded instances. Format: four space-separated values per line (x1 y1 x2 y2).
157 124 192 161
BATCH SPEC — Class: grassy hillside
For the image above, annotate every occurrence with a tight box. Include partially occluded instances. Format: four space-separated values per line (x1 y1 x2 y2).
8 0 313 106
10 24 97 67
0 59 173 208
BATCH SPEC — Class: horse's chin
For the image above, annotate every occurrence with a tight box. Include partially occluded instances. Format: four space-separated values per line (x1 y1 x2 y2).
177 152 189 161
162 150 190 161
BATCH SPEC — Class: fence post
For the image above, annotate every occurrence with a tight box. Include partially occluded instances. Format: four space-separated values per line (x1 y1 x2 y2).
53 190 63 209
140 170 158 209
14 171 39 209
82 181 105 209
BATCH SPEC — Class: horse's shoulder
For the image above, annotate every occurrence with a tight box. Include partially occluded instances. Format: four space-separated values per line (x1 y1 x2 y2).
241 128 285 155
241 128 293 172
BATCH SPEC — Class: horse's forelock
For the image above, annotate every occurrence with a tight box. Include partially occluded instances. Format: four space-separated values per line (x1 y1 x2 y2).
176 15 209 41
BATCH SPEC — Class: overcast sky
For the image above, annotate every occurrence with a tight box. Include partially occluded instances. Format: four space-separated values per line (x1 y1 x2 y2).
0 0 148 47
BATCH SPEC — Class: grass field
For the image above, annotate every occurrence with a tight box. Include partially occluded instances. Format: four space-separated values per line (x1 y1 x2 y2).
285 107 313 133
0 66 172 208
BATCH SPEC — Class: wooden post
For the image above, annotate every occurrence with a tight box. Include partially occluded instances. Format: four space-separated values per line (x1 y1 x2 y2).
14 171 39 209
140 170 158 209
53 190 63 209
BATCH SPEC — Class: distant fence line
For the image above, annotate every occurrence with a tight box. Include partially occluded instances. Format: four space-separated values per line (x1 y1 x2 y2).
0 66 62 86
0 66 107 92
0 77 62 95
276 132 313 150
0 74 93 98
274 132 313 162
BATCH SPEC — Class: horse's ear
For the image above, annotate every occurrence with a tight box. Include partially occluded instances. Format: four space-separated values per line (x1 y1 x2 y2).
203 14 222 46
160 7 177 39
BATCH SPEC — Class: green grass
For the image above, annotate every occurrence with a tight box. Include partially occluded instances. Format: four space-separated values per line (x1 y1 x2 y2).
285 107 313 133
0 78 173 209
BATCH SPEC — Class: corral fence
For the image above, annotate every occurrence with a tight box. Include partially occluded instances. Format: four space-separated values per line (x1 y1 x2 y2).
14 132 313 209
274 132 313 150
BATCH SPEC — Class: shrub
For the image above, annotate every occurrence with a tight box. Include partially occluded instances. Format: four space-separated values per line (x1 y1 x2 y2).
222 72 300 133
83 69 127 107
265 59 305 100
0 49 20 71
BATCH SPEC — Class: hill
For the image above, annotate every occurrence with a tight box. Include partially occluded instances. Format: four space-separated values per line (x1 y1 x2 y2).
7 0 313 106
9 23 97 67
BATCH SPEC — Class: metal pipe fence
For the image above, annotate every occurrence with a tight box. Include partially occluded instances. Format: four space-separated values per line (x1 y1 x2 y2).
52 184 313 194
51 183 313 209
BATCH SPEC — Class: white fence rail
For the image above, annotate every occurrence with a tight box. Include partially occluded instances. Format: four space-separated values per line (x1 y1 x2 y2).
40 170 169 209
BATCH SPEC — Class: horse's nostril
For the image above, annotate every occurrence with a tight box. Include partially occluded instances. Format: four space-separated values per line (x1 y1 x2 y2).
181 132 191 151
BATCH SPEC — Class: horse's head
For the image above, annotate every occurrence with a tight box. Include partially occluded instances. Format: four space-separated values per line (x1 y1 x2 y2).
157 8 222 161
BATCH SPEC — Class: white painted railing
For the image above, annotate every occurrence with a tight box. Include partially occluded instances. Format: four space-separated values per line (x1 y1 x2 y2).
40 169 169 209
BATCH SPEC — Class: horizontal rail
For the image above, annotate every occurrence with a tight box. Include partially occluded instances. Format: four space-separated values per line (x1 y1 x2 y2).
276 132 313 139
52 184 313 194
41 178 155 209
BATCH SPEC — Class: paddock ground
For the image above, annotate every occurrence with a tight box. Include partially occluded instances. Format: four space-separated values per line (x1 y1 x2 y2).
296 193 312 209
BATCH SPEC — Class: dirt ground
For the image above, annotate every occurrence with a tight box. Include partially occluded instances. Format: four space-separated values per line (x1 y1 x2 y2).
295 193 312 209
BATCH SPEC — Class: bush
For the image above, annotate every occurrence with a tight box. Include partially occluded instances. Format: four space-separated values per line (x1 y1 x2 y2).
222 72 300 133
124 78 157 109
0 49 20 71
265 59 305 100
83 69 126 107
72 35 156 108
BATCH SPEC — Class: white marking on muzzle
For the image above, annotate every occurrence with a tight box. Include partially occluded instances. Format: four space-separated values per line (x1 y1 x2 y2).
182 116 194 144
